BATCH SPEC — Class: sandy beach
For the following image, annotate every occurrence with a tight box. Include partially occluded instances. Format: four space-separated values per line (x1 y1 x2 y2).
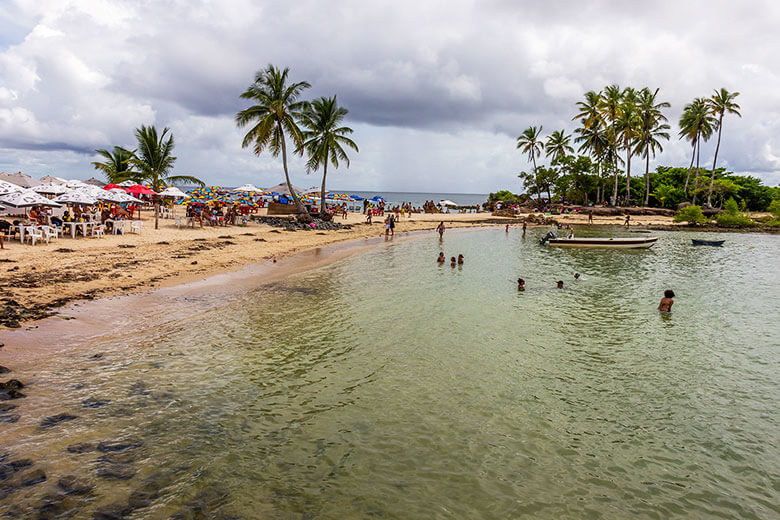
1 208 675 329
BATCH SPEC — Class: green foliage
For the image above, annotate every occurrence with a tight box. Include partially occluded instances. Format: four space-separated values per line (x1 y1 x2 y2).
768 199 780 218
723 198 739 215
674 205 707 224
716 212 755 227
487 190 520 203
92 146 139 184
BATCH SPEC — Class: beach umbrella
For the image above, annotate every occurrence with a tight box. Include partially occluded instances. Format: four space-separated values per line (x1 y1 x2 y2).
39 175 67 185
233 183 262 193
97 190 142 204
0 180 24 196
83 177 106 187
158 186 188 198
103 183 124 190
266 182 303 196
65 179 89 188
369 196 385 203
439 200 457 207
33 183 70 195
0 189 62 208
53 190 99 205
125 184 157 195
117 180 136 187
0 172 41 188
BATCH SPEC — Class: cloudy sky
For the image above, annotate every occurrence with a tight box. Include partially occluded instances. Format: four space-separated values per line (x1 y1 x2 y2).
1 0 778 193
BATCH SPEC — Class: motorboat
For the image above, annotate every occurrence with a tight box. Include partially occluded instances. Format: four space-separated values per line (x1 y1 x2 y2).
541 232 658 249
691 239 725 246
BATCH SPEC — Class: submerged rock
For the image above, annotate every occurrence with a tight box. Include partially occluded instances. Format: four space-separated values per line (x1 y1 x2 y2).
20 468 47 486
57 475 94 495
0 379 24 390
0 414 20 423
66 443 94 454
0 365 10 374
96 463 136 480
97 438 144 452
0 389 25 400
82 398 111 408
39 413 78 429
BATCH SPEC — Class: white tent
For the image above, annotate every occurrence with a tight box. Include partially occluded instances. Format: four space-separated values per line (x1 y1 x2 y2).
0 180 24 196
0 189 62 208
159 186 189 198
33 184 70 195
232 184 262 193
53 190 99 205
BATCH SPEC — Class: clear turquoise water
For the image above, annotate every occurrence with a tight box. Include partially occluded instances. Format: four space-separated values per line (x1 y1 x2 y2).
2 228 779 518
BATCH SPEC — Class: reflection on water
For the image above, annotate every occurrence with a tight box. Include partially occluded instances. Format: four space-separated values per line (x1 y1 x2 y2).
2 228 779 519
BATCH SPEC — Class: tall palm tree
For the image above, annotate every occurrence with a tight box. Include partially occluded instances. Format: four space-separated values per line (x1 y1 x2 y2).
615 88 641 205
516 126 544 171
575 123 609 203
91 146 137 184
599 84 623 205
635 88 670 206
678 98 716 198
705 88 741 207
236 65 311 216
573 90 603 130
128 125 203 230
299 96 359 214
545 130 573 161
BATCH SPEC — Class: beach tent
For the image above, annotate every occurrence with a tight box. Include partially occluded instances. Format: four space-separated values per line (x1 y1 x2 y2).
33 184 70 195
39 175 67 185
0 172 41 188
232 183 263 193
439 200 458 207
53 190 99 205
159 186 188 198
0 180 24 196
0 189 62 208
266 182 304 196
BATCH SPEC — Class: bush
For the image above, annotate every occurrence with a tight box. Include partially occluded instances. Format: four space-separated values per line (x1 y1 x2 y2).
716 212 755 227
723 197 739 215
768 199 780 218
674 205 707 225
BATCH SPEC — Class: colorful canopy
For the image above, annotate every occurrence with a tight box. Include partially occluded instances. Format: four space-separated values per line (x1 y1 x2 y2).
125 184 157 195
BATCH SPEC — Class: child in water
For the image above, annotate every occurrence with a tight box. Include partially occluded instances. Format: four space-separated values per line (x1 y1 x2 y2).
658 289 675 312
517 278 525 291
556 280 564 289
437 252 446 263
457 254 464 265
450 257 457 267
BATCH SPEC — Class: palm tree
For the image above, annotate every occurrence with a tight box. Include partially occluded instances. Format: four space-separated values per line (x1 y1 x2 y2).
635 88 670 206
236 65 311 216
545 130 573 161
599 85 623 205
705 88 741 207
574 123 609 203
516 126 544 171
573 90 603 130
128 125 203 230
299 96 359 214
615 88 641 205
91 146 137 184
678 98 716 198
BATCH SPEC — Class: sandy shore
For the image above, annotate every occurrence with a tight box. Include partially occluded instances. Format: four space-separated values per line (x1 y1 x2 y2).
1 208 675 328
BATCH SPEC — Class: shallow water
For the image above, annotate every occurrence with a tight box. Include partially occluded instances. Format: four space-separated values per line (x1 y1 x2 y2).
2 228 779 519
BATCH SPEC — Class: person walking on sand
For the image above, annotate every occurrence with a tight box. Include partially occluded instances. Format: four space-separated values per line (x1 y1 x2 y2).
389 214 395 236
588 210 594 225
436 221 446 238
624 210 630 228
658 290 675 312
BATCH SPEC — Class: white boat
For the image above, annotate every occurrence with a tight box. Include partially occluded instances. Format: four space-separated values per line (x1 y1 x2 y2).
546 236 659 249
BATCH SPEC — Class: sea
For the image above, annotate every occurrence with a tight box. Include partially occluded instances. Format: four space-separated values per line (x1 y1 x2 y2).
1 227 778 519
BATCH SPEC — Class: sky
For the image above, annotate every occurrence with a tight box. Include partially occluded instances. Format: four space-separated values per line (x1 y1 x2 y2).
1 0 779 193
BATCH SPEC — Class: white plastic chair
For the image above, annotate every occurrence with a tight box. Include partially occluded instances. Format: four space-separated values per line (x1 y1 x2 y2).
41 226 58 243
25 227 43 245
174 215 185 229
91 225 105 238
130 221 142 234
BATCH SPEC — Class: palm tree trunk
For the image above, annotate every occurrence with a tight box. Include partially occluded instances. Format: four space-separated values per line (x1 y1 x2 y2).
154 201 159 230
611 169 619 206
625 147 631 206
320 153 329 214
644 145 651 207
683 145 696 196
692 135 701 205
278 123 308 216
706 114 724 208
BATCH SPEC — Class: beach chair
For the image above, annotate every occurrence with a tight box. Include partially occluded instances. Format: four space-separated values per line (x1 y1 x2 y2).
174 214 185 229
25 227 44 245
129 221 142 234
91 225 105 238
41 226 59 243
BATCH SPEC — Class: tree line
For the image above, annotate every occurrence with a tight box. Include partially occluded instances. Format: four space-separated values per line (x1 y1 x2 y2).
514 86 777 210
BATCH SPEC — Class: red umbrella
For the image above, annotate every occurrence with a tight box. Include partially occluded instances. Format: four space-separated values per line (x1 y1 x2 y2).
125 184 157 195
103 183 122 190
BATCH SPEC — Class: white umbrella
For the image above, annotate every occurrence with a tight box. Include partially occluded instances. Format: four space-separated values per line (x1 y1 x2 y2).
33 183 70 195
0 189 62 208
0 180 24 196
440 200 458 207
117 180 136 187
232 183 261 193
65 179 89 189
159 186 189 198
0 172 41 188
53 190 99 205
98 190 142 204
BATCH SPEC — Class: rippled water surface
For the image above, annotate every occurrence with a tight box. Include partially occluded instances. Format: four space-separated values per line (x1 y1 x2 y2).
2 228 779 519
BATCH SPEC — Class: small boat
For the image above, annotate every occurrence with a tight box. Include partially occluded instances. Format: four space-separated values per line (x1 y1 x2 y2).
543 234 659 249
692 239 725 246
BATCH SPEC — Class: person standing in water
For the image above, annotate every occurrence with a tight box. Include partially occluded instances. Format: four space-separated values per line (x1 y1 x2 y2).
556 280 564 289
658 290 675 312
450 256 457 267
505 224 509 232
522 221 527 234
436 221 446 238
437 252 446 263
457 254 464 265
517 278 525 291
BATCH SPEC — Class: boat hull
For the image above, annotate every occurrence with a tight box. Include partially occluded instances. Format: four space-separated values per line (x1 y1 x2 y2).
548 237 659 249
692 239 725 246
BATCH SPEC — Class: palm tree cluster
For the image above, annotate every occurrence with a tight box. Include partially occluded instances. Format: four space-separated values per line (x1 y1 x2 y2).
517 86 740 208
236 65 358 216
92 125 204 229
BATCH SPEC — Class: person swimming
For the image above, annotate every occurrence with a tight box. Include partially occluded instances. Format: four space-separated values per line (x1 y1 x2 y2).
457 254 464 265
556 280 564 289
574 273 580 280
517 278 525 291
437 252 446 263
658 289 675 311
450 256 457 267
